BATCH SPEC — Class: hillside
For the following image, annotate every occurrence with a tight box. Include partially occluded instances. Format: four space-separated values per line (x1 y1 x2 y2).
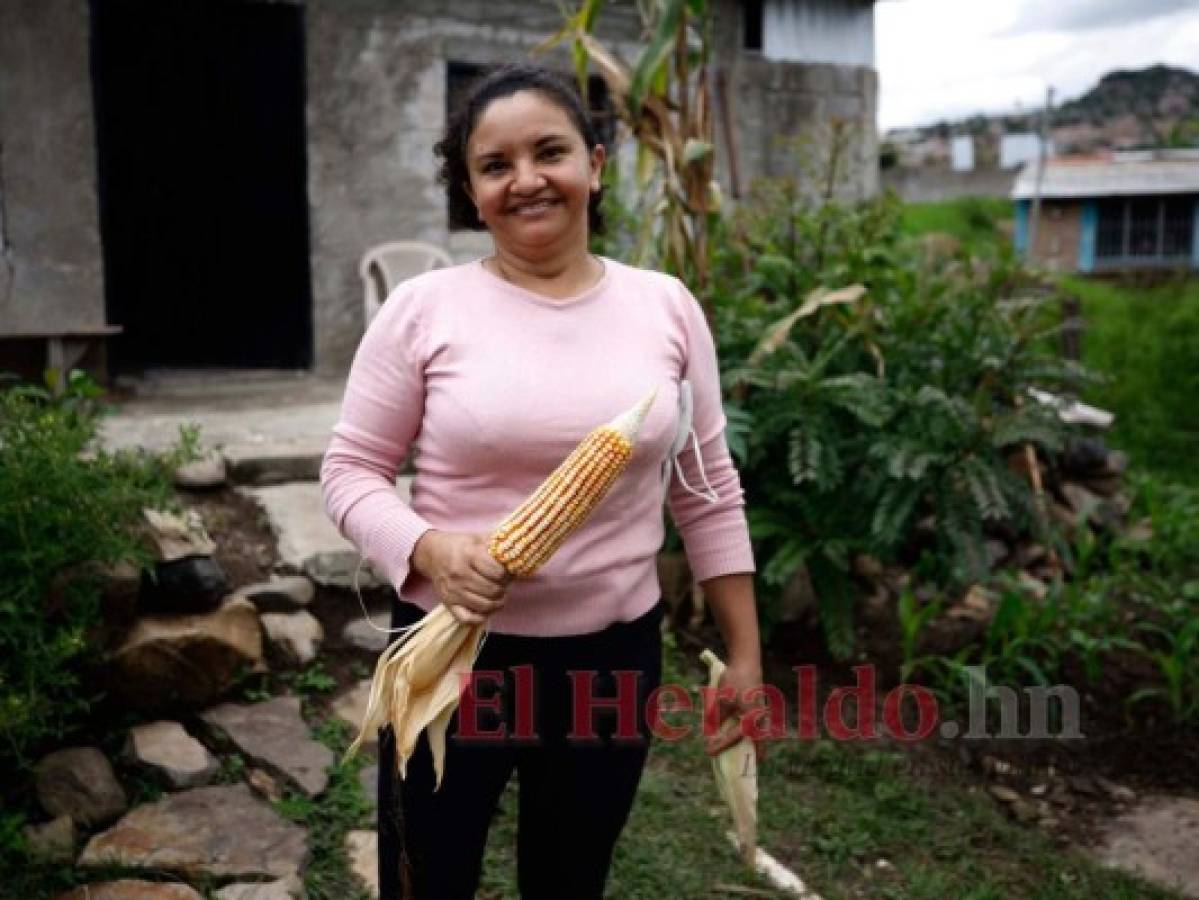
1055 65 1199 129
890 65 1199 160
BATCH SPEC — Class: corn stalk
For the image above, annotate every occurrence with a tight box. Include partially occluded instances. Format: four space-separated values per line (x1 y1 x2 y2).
538 0 718 323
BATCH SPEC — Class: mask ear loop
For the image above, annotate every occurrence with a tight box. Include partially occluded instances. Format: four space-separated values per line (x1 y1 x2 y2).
662 379 719 504
674 428 719 503
349 556 493 654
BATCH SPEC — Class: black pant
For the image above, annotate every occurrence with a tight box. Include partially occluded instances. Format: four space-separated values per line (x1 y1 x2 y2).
378 597 666 900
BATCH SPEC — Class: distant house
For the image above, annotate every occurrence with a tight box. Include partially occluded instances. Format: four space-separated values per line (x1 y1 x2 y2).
1000 133 1053 170
0 0 883 380
1013 151 1199 273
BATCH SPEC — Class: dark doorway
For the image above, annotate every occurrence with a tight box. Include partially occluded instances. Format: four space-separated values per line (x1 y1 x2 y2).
90 0 312 371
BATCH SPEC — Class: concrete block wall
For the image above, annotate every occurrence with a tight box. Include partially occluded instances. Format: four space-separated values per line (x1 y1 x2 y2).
710 0 879 202
304 0 643 373
0 0 105 334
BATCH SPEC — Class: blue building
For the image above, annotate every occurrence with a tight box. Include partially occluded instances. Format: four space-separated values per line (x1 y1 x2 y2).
1013 150 1199 273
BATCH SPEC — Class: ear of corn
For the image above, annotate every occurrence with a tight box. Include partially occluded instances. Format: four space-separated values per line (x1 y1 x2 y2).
701 647 758 868
489 388 656 575
348 389 657 787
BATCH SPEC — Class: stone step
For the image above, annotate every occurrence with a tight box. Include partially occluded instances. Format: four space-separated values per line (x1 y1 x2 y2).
240 480 410 589
223 441 328 486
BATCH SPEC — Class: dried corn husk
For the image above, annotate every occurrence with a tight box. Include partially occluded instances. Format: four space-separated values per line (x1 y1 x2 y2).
701 647 758 867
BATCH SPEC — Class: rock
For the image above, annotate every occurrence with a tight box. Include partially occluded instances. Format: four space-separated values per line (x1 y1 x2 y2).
1081 474 1122 498
140 556 231 614
1061 482 1100 514
1095 796 1199 898
247 768 285 803
1062 437 1112 476
125 721 219 789
223 442 327 486
143 508 217 561
981 756 1014 776
984 539 1009 570
214 875 305 899
57 882 203 900
1050 501 1080 531
332 680 374 749
1061 483 1124 531
1010 798 1040 823
261 611 324 666
948 585 995 623
345 830 380 899
174 451 228 490
34 747 127 827
1030 783 1049 797
240 482 389 589
1125 518 1154 544
1014 543 1048 568
201 696 334 797
1097 776 1138 804
851 553 885 580
341 617 391 655
359 765 379 812
239 576 316 613
79 784 308 881
1016 572 1049 601
882 567 912 596
109 597 264 709
98 559 143 625
1104 450 1129 476
778 563 817 623
988 785 1021 803
23 815 75 863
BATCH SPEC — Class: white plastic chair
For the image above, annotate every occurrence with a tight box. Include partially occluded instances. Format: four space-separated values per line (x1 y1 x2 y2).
360 241 453 325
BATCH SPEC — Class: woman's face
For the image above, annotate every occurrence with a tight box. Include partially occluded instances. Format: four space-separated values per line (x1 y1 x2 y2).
464 90 604 252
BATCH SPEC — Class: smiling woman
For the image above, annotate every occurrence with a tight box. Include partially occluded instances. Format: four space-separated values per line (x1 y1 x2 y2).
435 66 608 300
320 63 763 899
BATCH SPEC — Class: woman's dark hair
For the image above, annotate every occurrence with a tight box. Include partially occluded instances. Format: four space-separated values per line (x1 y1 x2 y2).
435 63 605 234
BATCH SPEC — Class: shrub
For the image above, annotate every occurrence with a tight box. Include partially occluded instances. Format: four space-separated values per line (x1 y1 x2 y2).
0 371 196 764
706 189 1087 655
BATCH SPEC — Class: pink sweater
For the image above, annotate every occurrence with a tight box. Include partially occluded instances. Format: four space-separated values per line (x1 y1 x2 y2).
320 257 755 636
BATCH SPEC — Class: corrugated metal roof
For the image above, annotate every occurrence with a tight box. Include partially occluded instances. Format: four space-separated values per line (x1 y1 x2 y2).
1012 153 1199 199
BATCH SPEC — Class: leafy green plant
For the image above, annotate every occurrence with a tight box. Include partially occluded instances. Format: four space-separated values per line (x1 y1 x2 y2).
1129 617 1199 725
709 187 1085 656
896 588 942 682
289 662 339 696
0 371 198 764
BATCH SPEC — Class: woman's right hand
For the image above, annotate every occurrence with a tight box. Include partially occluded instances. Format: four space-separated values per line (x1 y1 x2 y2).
410 530 512 625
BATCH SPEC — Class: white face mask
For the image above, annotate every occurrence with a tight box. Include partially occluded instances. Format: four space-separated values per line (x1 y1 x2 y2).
661 379 718 504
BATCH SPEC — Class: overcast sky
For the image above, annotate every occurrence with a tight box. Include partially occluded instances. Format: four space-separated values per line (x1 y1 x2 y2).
875 0 1199 131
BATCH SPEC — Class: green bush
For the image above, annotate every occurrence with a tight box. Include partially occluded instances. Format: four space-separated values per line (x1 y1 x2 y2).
0 372 195 764
1059 273 1199 485
706 189 1087 655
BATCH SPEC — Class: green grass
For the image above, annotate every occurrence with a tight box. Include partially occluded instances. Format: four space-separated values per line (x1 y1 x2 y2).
473 641 1178 899
1058 273 1199 485
898 196 1014 254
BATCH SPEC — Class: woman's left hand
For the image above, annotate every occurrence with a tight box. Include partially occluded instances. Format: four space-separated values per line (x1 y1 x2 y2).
704 658 769 761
